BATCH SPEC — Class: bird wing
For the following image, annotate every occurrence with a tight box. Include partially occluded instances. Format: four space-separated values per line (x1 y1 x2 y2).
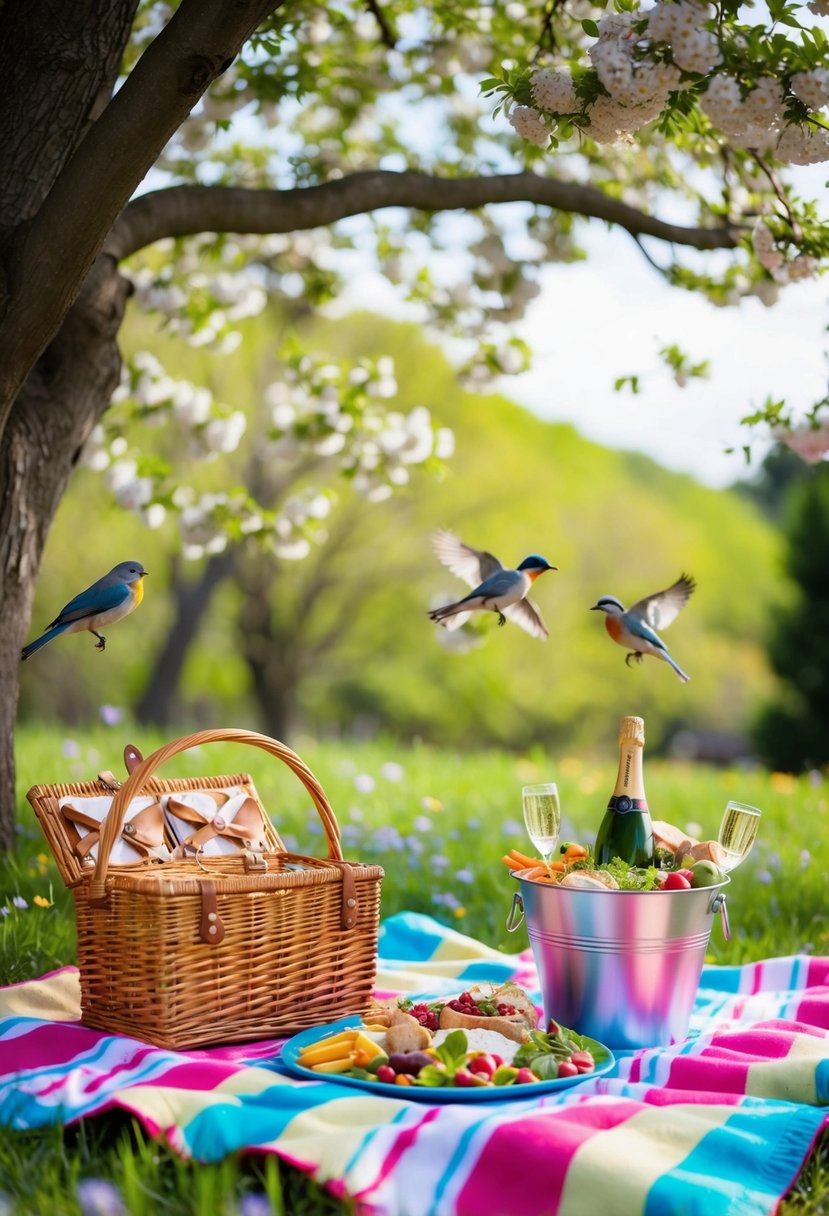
629 573 695 632
431 530 503 588
503 596 549 640
51 580 131 627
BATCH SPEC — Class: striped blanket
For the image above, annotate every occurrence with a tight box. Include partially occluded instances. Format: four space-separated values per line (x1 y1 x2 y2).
1 911 827 1215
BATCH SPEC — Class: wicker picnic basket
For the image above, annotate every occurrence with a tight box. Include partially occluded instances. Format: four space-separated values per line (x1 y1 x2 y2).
27 728 384 1049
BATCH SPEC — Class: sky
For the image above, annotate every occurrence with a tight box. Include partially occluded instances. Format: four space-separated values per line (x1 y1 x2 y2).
514 226 828 489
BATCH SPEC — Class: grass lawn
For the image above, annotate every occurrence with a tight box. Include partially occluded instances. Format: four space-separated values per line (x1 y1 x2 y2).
1 723 827 1214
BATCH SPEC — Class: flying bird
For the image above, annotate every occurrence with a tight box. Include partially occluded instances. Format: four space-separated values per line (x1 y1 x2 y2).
21 561 148 661
428 530 557 640
590 573 695 682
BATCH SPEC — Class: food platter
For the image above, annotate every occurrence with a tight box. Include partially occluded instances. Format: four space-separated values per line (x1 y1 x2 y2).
278 1017 616 1103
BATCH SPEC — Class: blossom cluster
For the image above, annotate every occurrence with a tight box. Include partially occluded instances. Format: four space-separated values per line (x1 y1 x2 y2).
84 349 453 561
507 0 829 167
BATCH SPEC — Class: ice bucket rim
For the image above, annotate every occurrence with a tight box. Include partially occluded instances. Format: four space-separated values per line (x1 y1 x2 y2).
511 869 731 895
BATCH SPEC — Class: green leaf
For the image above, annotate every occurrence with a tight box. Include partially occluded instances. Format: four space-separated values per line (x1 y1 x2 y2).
581 18 600 37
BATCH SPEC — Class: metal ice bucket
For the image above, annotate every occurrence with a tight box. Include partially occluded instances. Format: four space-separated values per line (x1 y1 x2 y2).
507 876 730 1050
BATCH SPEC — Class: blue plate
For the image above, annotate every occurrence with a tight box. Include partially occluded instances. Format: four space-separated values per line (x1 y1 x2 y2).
278 1017 615 1103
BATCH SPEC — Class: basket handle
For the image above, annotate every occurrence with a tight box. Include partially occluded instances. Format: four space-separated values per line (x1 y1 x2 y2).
88 728 343 900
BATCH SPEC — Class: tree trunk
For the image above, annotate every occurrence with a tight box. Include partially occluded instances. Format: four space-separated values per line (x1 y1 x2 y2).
135 548 237 727
237 560 298 742
0 257 130 845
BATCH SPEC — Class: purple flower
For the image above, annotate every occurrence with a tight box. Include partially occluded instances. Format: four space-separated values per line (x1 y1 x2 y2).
800 849 811 869
380 762 404 782
354 774 375 794
99 705 124 726
413 816 432 833
12 896 27 910
77 1179 125 1216
502 819 523 836
342 825 362 847
281 834 298 853
349 807 365 822
0 907 10 918
767 851 782 870
373 826 403 851
240 1195 272 1216
431 854 449 872
62 739 80 758
455 868 475 884
756 869 773 885
432 892 461 910
404 835 425 856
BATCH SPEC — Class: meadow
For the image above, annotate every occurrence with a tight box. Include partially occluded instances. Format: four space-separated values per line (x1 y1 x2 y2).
1 724 827 1214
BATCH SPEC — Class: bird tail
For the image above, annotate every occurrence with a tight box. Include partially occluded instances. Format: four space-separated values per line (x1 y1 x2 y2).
21 624 67 662
428 602 474 631
662 651 690 683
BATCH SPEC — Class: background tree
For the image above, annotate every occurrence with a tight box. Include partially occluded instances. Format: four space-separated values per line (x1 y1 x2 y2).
1 0 827 845
753 465 829 771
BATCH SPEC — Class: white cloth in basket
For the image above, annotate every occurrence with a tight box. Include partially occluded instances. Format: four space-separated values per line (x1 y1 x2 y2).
162 787 268 856
58 795 171 866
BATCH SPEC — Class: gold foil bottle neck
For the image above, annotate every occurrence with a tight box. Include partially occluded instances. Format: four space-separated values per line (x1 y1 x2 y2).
618 716 645 747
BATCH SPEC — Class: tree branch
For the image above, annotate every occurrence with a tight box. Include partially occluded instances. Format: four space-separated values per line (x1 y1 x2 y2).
107 171 741 262
0 0 282 440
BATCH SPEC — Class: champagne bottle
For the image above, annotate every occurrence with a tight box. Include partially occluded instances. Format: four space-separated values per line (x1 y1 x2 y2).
594 715 655 868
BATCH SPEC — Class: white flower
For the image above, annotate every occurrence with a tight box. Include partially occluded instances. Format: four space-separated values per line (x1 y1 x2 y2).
531 67 578 114
204 411 246 454
508 106 550 147
143 503 167 529
776 122 829 165
791 69 829 111
435 427 455 459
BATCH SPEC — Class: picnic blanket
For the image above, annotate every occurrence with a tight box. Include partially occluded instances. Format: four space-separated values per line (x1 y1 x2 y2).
1 911 828 1216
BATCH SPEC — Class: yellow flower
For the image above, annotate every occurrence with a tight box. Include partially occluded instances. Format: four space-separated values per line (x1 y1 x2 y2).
33 895 52 908
771 772 797 794
453 906 466 919
37 853 50 866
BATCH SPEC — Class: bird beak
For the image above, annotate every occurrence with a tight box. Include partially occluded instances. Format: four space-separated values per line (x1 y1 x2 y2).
589 604 600 611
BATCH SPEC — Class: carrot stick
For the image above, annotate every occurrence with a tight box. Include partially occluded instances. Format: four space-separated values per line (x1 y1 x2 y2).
508 848 539 868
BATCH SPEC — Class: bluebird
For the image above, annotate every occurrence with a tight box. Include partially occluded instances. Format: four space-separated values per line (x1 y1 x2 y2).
21 561 148 661
428 530 557 639
590 573 695 682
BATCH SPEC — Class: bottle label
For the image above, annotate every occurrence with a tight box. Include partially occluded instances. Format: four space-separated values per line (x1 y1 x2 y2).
608 795 649 815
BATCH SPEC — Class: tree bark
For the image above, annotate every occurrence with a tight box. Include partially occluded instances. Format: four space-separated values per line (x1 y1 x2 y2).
0 0 284 439
1 257 130 846
134 549 238 727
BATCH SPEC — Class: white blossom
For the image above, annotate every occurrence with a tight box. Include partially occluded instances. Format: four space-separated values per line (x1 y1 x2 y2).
508 106 550 146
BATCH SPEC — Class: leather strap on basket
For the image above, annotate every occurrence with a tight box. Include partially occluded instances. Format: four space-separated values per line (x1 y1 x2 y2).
62 801 167 861
278 853 361 930
167 795 268 853
199 880 225 945
88 728 343 904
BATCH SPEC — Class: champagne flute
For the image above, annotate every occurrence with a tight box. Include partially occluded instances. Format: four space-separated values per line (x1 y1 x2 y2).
717 800 761 872
522 783 561 867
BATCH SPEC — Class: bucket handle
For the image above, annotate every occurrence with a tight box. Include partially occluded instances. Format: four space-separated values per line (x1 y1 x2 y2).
506 890 525 933
710 890 731 941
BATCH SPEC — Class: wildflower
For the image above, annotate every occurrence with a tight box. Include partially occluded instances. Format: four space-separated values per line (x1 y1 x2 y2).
380 762 404 782
240 1196 272 1216
12 896 27 910
432 891 461 910
77 1178 125 1216
37 854 49 865
99 705 124 726
405 835 425 856
373 826 403 851
413 816 432 833
800 850 811 869
420 796 443 813
431 855 450 872
33 896 52 908
0 908 9 918
453 906 467 919
756 869 773 885
502 819 523 836
455 868 474 884
685 821 703 839
349 807 364 822
354 774 375 794
62 740 80 759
